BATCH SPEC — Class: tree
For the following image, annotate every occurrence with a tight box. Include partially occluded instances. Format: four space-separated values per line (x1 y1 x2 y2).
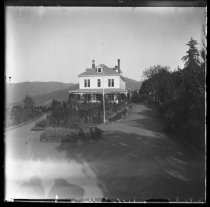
11 105 23 124
140 65 172 105
171 70 185 99
139 38 205 153
182 38 200 69
131 90 141 103
181 38 205 105
142 65 170 79
50 100 60 110
23 95 35 109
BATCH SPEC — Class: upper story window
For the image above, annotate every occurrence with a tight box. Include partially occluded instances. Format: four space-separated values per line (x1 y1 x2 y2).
97 79 101 87
84 79 90 87
108 79 114 87
112 79 114 87
97 68 102 73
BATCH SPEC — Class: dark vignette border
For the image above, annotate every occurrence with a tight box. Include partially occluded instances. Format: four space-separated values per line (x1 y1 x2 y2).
2 0 207 205
4 0 208 7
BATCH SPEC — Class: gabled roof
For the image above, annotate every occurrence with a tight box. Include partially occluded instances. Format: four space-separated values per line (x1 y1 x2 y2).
78 64 120 77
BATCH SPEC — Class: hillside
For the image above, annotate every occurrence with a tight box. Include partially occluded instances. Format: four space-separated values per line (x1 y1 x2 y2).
34 84 79 106
6 82 74 105
124 77 142 91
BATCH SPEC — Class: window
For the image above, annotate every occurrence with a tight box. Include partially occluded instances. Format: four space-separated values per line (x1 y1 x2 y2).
112 79 114 87
97 68 102 73
97 79 101 87
108 79 114 87
84 79 90 87
108 79 111 87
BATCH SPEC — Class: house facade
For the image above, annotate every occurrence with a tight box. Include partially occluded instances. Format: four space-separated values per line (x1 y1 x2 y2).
69 59 128 103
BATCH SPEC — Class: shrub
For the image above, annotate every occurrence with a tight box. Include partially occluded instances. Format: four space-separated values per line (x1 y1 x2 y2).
90 127 103 139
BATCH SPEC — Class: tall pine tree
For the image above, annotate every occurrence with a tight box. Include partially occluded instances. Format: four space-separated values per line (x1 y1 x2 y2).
182 37 200 70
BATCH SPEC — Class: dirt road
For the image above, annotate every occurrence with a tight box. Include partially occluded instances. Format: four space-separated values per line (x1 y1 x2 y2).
60 103 205 202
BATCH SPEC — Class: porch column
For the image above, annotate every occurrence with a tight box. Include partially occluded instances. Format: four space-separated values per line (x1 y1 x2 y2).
80 93 83 101
90 94 95 102
125 92 128 103
117 93 121 104
68 93 72 103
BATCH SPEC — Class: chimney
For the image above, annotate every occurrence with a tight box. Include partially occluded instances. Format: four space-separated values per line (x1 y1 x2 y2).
92 60 95 68
117 59 120 72
115 66 118 73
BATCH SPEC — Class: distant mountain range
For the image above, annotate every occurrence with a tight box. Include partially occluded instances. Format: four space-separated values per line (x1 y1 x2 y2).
6 78 142 107
124 77 142 91
6 82 74 106
34 83 79 106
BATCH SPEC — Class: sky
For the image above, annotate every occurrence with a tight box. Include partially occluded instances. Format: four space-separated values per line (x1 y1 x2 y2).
6 7 206 83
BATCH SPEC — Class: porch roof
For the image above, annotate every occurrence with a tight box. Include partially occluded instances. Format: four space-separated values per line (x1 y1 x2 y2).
68 88 128 94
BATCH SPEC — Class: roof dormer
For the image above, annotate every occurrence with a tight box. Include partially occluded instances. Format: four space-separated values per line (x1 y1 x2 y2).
97 66 102 73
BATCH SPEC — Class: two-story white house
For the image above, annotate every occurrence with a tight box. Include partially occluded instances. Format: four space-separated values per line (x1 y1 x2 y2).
69 59 128 103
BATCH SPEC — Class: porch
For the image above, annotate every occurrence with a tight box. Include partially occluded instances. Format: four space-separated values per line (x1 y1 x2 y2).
68 89 129 104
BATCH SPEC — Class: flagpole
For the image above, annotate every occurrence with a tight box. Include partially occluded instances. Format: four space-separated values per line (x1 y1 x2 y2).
103 77 105 124
101 42 105 124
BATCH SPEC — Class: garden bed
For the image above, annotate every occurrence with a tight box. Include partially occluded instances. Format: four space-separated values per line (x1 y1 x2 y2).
31 126 46 131
40 126 103 143
107 105 129 123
